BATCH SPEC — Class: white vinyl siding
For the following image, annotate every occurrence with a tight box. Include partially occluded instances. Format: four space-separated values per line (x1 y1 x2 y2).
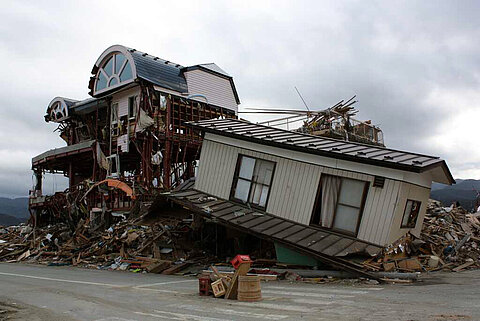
195 133 433 246
111 86 140 117
386 182 430 244
184 70 238 112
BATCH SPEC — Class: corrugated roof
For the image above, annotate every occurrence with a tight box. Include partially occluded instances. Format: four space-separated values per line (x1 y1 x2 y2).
128 49 188 93
187 118 454 182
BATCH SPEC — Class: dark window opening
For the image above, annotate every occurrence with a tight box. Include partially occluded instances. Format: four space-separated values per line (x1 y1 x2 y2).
401 199 421 228
128 96 137 119
230 155 275 210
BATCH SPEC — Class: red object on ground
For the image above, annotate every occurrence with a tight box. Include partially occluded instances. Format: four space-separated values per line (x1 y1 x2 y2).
198 276 211 296
230 255 252 270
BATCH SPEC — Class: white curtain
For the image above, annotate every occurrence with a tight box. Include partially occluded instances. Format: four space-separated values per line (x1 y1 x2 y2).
320 175 341 228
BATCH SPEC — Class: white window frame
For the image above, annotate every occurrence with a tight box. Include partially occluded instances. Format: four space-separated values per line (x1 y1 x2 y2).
230 154 276 210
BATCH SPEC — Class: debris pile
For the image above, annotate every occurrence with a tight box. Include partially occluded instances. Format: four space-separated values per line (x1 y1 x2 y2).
364 200 480 273
0 214 211 274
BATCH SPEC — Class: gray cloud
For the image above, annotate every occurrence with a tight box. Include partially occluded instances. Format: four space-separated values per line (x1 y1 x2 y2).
0 0 479 197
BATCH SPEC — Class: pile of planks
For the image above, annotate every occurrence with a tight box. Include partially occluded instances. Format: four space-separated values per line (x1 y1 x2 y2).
364 199 480 273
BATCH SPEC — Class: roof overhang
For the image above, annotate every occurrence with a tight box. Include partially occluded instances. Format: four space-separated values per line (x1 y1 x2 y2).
32 140 96 169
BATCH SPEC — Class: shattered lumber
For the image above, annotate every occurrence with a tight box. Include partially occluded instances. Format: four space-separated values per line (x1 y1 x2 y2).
363 199 480 273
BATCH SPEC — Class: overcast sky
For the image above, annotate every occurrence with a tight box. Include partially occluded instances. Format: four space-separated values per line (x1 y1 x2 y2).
0 0 479 198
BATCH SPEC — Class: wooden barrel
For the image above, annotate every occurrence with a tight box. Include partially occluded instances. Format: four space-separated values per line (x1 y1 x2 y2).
238 275 262 302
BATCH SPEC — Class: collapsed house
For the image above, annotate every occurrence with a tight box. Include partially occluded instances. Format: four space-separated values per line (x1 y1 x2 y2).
29 45 239 224
22 44 462 278
165 118 455 275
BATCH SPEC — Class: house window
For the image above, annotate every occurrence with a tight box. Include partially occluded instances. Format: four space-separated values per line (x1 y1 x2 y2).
231 155 275 209
95 53 133 93
401 200 421 228
128 96 138 119
107 154 120 178
311 174 368 236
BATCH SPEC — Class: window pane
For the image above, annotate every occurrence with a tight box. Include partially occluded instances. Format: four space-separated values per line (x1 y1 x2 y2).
338 178 365 208
333 205 360 233
120 61 133 82
402 200 413 226
96 72 107 91
104 57 113 77
234 179 251 202
249 183 270 207
259 185 269 207
250 183 262 204
253 159 274 185
109 77 118 86
238 156 255 179
115 54 125 74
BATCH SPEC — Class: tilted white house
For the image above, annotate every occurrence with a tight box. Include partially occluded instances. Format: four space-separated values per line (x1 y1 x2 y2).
184 118 454 247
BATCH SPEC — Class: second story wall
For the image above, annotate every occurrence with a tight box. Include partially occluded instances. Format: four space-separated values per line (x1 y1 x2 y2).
184 70 238 113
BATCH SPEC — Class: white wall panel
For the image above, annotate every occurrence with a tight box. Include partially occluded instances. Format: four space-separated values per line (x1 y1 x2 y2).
184 70 238 112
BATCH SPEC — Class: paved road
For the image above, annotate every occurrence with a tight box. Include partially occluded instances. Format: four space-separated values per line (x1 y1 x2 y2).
0 263 478 321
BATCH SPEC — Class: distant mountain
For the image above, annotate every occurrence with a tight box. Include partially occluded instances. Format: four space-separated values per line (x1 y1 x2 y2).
0 197 29 219
0 213 26 226
430 179 480 211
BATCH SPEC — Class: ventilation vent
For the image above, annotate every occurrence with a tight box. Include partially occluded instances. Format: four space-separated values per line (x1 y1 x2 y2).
373 176 385 188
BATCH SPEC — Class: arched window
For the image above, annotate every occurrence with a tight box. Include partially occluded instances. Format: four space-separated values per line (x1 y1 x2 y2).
95 53 133 92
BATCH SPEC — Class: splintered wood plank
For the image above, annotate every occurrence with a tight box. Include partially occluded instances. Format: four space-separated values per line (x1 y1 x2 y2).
239 215 273 229
321 239 356 256
251 218 284 233
297 231 329 248
335 241 369 257
308 234 343 253
284 228 318 243
262 221 294 236
273 225 305 239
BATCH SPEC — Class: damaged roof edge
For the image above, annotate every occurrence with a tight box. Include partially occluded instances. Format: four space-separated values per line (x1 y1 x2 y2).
186 119 455 185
